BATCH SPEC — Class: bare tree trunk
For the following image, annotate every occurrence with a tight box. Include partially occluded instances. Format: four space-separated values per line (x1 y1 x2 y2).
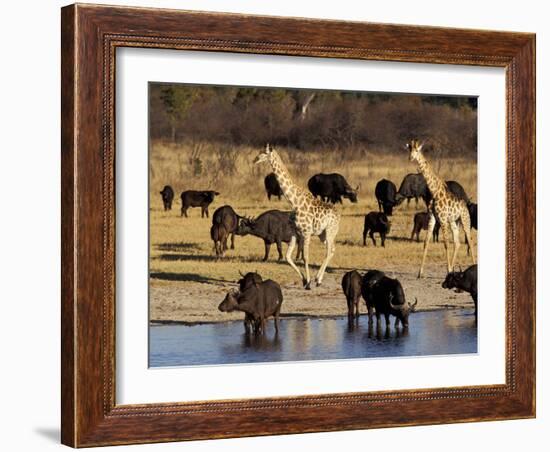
299 93 316 121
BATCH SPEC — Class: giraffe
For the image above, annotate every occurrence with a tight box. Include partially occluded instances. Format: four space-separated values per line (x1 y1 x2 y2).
405 139 476 277
254 144 341 289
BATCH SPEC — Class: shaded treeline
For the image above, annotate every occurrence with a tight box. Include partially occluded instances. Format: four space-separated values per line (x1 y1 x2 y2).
149 83 477 159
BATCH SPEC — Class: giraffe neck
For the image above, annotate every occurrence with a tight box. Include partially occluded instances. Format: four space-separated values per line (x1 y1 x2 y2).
415 152 446 198
268 151 306 209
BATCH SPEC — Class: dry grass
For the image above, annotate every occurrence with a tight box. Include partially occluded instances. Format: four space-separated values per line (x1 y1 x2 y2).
149 141 477 289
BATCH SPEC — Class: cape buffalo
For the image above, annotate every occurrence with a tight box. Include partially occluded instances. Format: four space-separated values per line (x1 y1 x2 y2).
341 270 362 319
219 279 283 334
307 173 358 204
369 276 417 328
264 172 283 201
181 190 220 218
212 205 240 253
395 173 430 209
375 179 398 215
361 270 386 324
236 210 304 262
442 264 478 320
160 185 174 211
363 212 391 247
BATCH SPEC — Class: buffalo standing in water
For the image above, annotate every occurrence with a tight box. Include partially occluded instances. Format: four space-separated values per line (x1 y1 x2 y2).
369 276 417 328
219 279 283 334
341 270 363 319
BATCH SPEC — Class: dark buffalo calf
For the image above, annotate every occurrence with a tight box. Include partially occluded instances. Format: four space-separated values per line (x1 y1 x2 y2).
361 270 386 324
264 173 283 201
307 173 358 204
442 264 478 320
219 279 283 334
375 179 398 216
410 212 440 242
341 270 362 319
236 210 304 262
160 185 174 211
363 212 391 247
212 205 240 252
369 276 417 328
181 190 220 218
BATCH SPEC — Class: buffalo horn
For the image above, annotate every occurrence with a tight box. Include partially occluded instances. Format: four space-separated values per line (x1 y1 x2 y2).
388 293 406 311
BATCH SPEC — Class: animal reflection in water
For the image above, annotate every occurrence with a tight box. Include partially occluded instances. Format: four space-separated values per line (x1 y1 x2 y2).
149 311 476 367
241 330 282 350
346 317 410 340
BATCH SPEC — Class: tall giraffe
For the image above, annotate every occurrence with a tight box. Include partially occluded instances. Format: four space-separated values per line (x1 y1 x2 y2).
406 139 476 277
254 144 341 289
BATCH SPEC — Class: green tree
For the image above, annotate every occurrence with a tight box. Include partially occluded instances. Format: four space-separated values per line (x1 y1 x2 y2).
159 86 198 142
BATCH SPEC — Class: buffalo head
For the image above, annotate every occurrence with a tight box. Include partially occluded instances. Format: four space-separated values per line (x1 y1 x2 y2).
442 272 463 290
218 290 240 312
235 216 255 236
388 295 418 328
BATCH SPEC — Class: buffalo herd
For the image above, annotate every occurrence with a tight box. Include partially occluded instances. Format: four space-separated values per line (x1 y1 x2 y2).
161 170 478 335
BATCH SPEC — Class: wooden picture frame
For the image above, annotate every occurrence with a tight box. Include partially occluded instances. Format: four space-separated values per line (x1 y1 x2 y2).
61 3 535 447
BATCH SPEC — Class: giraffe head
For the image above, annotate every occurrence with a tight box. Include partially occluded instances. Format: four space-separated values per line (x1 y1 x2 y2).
253 143 275 165
405 139 424 163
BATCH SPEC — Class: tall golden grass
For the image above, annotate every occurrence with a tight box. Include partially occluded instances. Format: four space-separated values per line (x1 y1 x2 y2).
150 140 477 204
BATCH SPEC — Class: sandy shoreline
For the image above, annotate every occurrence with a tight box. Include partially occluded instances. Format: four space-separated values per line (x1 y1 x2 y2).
149 266 476 325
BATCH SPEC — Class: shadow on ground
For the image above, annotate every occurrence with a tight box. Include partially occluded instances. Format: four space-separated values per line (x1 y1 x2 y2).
150 272 229 284
156 242 201 252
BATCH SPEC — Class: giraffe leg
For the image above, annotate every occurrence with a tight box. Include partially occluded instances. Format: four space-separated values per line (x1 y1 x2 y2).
450 220 461 271
302 235 312 289
440 221 452 273
418 213 436 278
285 235 305 285
315 225 338 286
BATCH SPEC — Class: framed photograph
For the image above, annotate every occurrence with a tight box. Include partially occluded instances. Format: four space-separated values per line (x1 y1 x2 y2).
61 3 535 447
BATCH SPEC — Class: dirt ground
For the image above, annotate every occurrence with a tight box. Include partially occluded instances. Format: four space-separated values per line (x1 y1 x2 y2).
149 265 475 324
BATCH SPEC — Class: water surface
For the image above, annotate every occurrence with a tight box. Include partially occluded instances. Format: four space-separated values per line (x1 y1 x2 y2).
149 310 477 367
